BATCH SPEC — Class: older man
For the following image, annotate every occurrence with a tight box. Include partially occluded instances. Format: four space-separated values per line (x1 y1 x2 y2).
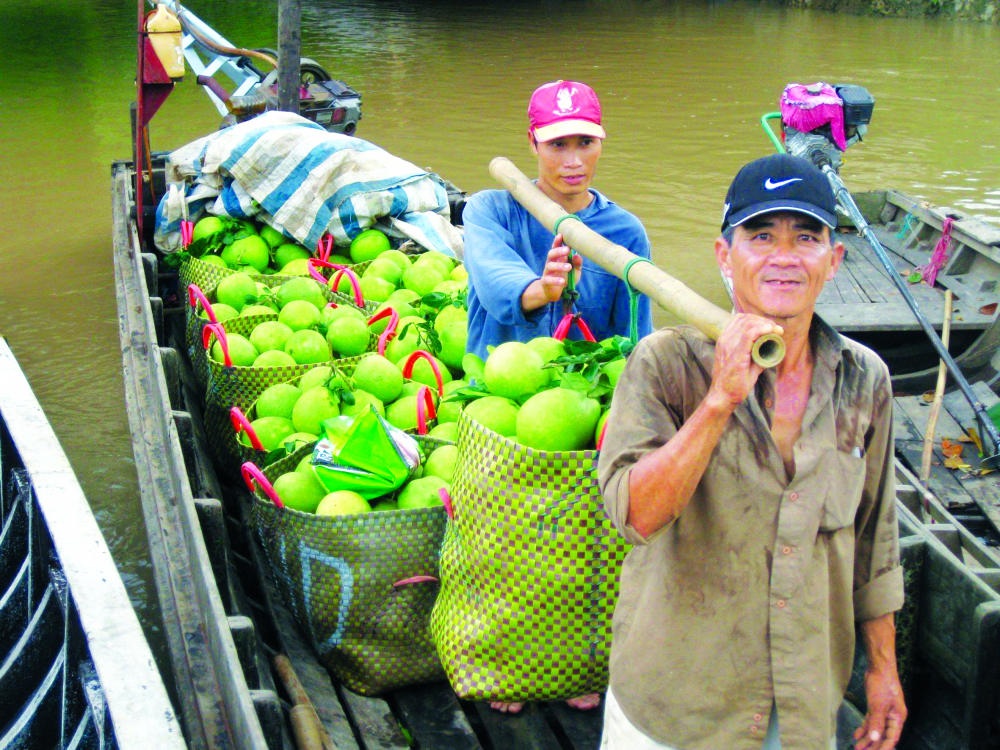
597 154 906 750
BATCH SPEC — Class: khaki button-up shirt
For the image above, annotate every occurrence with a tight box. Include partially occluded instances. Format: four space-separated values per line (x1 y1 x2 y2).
597 318 903 750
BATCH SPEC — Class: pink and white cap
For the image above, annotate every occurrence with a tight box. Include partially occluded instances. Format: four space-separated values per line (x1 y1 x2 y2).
528 80 606 143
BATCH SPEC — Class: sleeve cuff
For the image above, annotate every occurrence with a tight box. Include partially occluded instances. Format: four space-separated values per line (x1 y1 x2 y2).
853 566 905 621
606 467 669 547
512 277 546 329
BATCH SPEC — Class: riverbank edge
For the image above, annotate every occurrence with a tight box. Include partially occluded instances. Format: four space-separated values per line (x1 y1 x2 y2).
784 0 998 23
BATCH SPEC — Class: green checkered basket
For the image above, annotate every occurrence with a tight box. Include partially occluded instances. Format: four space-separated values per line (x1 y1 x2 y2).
429 411 629 702
243 439 448 695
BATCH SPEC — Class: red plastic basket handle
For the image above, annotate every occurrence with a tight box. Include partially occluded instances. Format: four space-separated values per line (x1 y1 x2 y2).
202 323 231 366
402 351 444 396
181 220 194 248
415 385 437 435
230 407 264 451
553 313 597 342
241 462 284 509
392 575 439 588
309 258 364 308
368 306 400 356
187 284 217 323
596 418 608 451
317 234 334 262
438 487 454 520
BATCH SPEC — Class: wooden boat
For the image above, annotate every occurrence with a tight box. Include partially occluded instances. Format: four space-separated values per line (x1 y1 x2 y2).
723 190 1000 394
113 154 1000 749
0 337 183 750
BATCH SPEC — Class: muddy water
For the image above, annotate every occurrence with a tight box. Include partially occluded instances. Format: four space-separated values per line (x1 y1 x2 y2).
1 0 998 676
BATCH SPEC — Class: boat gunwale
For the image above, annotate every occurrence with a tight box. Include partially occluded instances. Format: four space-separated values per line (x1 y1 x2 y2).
0 336 185 750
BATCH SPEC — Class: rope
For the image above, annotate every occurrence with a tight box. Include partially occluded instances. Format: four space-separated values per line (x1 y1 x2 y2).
553 214 582 310
622 257 654 344
895 213 915 239
920 217 955 287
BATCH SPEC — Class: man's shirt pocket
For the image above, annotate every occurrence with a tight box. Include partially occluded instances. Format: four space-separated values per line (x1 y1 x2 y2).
819 449 868 531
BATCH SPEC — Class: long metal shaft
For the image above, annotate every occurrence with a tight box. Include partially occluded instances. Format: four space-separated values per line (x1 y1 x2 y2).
822 164 1000 465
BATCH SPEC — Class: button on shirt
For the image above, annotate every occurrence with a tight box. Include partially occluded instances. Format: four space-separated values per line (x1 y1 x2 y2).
597 319 903 750
462 188 652 360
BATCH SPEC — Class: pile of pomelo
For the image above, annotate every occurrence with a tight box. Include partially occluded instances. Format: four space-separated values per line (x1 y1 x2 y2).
186 215 331 275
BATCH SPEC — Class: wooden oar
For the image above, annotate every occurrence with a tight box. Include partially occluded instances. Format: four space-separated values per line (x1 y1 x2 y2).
488 158 785 368
273 654 338 750
920 289 954 489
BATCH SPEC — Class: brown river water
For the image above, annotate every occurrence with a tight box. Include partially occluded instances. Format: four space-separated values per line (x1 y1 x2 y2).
1 0 998 672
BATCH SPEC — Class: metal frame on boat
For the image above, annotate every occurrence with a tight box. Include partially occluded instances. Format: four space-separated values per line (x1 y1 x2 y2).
0 337 183 750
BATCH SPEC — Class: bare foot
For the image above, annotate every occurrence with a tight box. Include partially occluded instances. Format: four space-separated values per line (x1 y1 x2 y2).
566 693 601 711
489 701 525 714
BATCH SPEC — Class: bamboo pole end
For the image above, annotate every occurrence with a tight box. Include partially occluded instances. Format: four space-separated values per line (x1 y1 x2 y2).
752 334 785 369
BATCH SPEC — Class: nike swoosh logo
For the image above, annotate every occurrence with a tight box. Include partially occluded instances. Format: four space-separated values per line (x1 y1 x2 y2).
764 177 803 190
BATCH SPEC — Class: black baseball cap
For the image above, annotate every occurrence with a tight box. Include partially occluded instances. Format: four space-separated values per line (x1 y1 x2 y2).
721 153 837 232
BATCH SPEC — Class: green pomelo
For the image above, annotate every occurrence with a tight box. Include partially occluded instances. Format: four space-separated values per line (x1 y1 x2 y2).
326 317 370 358
341 390 385 418
397 354 452 389
284 329 330 365
296 454 315 474
328 254 352 267
283 432 317 453
292 386 340 435
192 215 226 244
200 255 228 268
362 258 403 286
377 249 412 274
279 258 312 276
429 422 458 441
240 417 294 452
236 219 258 236
385 393 437 432
216 273 258 312
221 235 270 273
253 350 296 368
316 490 371 516
595 410 610 447
371 498 398 512
436 398 464 424
412 465 424 479
359 276 395 304
424 445 458 483
250 320 294 353
352 355 403 403
259 226 286 250
320 305 366 329
298 365 332 392
438 320 468 371
349 229 391 264
276 277 326 310
462 353 485 382
398 381 440 402
274 243 310 268
432 280 464 296
255 383 303 420
464 396 518 437
235 264 256 274
330 272 358 297
605 358 627 388
450 265 468 282
515 388 601 452
386 288 421 306
398 476 447 510
402 265 444 297
483 342 546 400
212 333 258 367
278 300 321 332
240 304 277 318
273 471 326 514
384 317 424 363
433 304 468 334
414 251 454 276
527 336 567 383
200 303 239 322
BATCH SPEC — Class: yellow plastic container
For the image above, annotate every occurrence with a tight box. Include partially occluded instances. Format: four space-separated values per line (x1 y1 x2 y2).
146 4 184 79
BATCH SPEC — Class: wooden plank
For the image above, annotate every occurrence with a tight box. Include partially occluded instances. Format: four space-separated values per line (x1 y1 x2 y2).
545 700 605 749
841 251 888 303
895 396 967 442
940 385 1000 536
964 604 1000 749
392 683 481 749
336 689 409 750
470 701 565 750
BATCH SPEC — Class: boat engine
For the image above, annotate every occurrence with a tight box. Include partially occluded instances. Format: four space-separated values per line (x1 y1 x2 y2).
779 83 875 172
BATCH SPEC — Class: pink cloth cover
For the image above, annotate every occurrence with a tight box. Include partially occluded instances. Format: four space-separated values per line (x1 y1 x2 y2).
921 216 955 287
780 83 847 151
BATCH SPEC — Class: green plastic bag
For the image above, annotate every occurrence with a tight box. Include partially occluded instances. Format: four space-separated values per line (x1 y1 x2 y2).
312 406 422 500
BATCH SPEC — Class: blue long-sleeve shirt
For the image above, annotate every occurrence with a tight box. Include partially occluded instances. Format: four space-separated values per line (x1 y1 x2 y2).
463 188 652 361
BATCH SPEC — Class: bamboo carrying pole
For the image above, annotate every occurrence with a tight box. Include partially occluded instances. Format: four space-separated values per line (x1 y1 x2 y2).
920 289 954 489
273 654 337 750
489 158 785 368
